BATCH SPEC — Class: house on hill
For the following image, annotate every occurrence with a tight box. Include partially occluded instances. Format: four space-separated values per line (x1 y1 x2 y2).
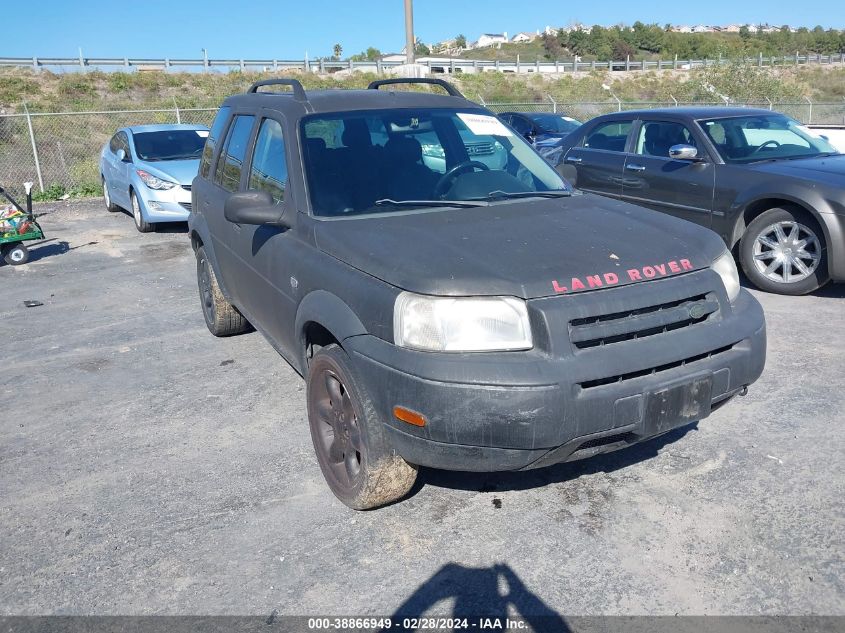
511 32 536 43
477 33 509 47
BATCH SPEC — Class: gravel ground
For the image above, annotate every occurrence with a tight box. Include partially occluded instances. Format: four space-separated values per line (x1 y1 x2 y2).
1 199 843 618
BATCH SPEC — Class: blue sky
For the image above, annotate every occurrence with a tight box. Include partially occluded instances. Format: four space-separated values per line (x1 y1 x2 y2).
7 0 844 60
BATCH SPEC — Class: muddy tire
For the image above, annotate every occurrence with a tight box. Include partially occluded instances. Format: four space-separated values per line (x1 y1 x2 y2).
195 246 250 336
740 206 829 295
307 344 417 510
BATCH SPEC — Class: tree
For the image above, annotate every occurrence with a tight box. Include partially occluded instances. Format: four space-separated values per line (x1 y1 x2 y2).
332 43 343 60
455 34 467 49
348 47 382 62
541 33 563 59
415 38 430 57
739 25 751 41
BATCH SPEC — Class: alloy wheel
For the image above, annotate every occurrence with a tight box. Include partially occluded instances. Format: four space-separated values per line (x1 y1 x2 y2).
312 369 363 488
752 220 821 284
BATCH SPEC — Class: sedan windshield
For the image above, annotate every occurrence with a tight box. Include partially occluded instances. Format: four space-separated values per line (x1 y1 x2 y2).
302 109 569 217
133 130 208 161
531 114 582 134
699 114 838 164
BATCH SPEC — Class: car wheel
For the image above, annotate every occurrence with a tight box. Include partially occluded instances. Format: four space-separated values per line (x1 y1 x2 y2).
131 191 153 233
740 207 829 295
195 246 251 336
2 243 29 266
307 344 417 510
103 177 119 212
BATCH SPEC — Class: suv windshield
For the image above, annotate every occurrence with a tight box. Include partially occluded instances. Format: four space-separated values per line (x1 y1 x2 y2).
531 114 582 134
700 114 838 164
302 109 568 216
133 130 208 161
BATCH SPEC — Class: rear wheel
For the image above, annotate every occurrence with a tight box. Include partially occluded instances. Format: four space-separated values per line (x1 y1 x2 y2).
740 206 829 295
131 191 153 233
103 177 119 212
195 246 250 336
2 243 29 265
307 344 417 510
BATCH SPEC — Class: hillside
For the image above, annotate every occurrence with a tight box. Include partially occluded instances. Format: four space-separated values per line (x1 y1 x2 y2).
1 63 843 114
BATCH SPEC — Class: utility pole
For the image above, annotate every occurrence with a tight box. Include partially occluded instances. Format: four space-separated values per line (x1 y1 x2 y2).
404 0 415 64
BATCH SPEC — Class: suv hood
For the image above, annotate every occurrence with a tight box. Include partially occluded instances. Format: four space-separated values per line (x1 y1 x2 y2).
314 194 726 299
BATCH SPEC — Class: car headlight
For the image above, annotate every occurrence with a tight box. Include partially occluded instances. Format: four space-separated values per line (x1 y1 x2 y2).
136 169 177 190
711 251 740 303
393 292 532 352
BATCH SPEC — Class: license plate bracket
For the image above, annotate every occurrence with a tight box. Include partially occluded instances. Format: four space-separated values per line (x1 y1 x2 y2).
644 375 713 436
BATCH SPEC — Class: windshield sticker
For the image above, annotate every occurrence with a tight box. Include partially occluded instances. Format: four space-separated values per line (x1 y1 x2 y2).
457 113 513 137
552 259 693 294
195 130 209 138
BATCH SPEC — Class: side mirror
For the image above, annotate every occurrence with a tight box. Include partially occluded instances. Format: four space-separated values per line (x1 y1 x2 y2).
669 144 701 161
115 148 129 162
224 190 290 227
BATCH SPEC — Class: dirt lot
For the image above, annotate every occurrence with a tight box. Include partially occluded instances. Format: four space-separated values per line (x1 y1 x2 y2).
1 199 843 617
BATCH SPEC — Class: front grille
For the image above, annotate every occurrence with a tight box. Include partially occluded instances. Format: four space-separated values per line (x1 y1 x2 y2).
181 184 192 191
466 141 495 156
578 343 736 390
570 293 718 349
179 202 192 211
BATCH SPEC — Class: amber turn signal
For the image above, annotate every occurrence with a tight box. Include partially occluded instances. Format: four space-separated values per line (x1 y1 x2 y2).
393 406 427 427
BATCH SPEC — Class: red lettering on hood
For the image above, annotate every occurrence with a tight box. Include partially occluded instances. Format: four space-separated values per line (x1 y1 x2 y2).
551 258 695 294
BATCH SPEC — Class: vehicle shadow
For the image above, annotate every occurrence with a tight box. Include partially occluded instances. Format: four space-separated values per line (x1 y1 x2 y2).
738 269 845 298
414 423 697 495
382 562 570 632
153 221 189 234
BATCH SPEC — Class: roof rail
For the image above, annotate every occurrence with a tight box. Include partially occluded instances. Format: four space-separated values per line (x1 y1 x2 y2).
247 78 308 102
367 78 465 99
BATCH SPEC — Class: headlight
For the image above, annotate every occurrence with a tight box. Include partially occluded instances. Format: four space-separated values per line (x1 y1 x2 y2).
393 292 532 352
711 251 740 303
136 170 177 190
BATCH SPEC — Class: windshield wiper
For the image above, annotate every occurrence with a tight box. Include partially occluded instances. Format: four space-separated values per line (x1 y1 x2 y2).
373 198 488 209
478 190 572 201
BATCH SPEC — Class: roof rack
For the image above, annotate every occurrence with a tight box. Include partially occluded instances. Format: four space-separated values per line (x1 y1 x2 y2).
367 78 465 99
247 78 308 102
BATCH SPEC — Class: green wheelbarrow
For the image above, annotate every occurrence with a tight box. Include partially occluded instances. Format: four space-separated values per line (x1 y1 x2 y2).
0 183 44 266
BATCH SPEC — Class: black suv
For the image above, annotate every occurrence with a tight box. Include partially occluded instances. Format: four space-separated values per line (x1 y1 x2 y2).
189 79 766 509
555 108 845 295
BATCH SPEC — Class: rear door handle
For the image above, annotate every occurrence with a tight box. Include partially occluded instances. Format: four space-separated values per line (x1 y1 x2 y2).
566 156 583 163
626 164 646 172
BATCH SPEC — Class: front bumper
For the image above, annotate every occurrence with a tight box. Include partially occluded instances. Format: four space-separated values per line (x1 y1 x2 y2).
345 278 766 472
136 184 192 222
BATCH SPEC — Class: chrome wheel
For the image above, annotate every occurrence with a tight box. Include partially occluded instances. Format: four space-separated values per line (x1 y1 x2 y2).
752 220 821 284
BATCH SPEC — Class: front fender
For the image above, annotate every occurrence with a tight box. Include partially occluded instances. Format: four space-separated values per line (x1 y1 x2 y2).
294 290 368 368
729 188 836 248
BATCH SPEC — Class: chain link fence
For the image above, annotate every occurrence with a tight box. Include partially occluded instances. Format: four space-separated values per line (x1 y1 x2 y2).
1 100 843 199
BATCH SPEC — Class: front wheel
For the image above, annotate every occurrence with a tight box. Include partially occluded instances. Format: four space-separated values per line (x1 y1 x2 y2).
2 243 29 265
307 344 417 510
740 207 829 295
131 191 153 233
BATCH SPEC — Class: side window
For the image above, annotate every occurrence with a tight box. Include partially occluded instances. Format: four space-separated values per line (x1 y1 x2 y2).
248 119 287 204
200 106 231 178
635 121 698 158
214 115 255 193
583 120 633 152
510 116 532 136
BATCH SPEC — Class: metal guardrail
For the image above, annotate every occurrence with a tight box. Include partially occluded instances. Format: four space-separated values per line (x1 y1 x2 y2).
1 53 844 74
1 100 843 198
